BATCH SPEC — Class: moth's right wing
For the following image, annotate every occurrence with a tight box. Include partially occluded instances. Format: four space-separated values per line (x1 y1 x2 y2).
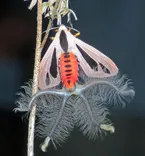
74 37 118 78
38 39 61 90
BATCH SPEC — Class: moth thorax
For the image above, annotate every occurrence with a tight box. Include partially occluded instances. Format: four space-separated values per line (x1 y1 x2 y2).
59 52 79 92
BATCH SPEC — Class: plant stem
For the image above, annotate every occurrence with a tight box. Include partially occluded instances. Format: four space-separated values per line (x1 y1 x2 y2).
40 0 61 49
27 0 62 156
27 0 42 155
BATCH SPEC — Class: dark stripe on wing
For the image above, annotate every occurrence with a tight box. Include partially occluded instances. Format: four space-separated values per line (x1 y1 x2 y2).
76 44 98 71
99 63 110 74
50 48 58 78
45 73 50 85
59 30 68 52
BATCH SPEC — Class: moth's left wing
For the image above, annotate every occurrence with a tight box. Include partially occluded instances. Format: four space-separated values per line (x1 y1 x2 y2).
74 38 118 78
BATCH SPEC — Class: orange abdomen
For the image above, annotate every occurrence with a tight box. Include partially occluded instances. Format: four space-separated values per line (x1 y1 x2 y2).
59 52 79 91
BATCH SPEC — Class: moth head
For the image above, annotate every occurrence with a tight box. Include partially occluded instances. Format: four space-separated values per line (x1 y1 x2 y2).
54 25 69 39
58 25 68 32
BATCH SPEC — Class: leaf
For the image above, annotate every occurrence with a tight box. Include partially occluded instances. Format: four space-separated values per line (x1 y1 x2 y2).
28 0 37 10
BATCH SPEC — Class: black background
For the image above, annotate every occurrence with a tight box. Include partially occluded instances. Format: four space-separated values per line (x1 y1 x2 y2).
0 0 145 156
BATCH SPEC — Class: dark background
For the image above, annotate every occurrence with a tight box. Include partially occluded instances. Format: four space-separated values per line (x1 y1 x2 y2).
0 0 145 156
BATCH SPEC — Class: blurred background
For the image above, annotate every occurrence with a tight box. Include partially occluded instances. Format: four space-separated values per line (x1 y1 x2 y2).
0 0 145 156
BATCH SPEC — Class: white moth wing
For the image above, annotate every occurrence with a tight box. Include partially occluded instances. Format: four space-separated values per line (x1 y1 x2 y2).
74 37 118 78
38 38 61 90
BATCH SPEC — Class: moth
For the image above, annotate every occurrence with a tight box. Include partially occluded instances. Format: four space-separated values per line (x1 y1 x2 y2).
39 25 118 91
15 26 135 151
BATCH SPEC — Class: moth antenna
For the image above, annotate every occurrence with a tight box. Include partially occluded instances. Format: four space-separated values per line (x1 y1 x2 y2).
66 26 80 34
42 26 60 34
74 32 80 37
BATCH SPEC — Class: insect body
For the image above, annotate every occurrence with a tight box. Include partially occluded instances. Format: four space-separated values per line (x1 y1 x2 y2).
59 52 79 91
39 25 118 91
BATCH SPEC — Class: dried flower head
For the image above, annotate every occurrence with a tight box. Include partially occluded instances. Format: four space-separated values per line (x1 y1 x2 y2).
26 0 77 25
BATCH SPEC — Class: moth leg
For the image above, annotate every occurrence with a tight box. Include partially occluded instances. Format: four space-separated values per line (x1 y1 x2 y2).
28 90 69 109
74 32 80 37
